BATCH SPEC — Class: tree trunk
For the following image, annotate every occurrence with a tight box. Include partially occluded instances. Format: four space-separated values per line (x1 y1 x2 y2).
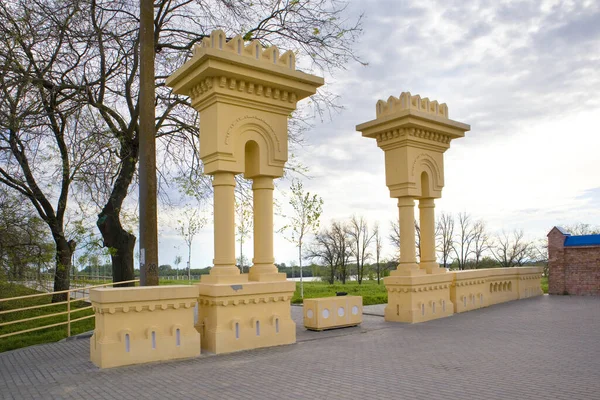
51 236 75 303
97 210 136 287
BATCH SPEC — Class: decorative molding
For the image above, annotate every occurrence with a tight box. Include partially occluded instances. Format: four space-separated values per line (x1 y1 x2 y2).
189 76 298 107
375 128 450 145
387 283 450 293
224 115 281 152
197 295 293 307
376 91 449 119
195 29 296 70
93 301 195 315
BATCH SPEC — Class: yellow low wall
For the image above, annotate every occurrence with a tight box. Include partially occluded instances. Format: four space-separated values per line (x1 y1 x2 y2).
451 270 489 313
90 285 200 369
303 296 363 331
384 273 454 323
385 267 543 323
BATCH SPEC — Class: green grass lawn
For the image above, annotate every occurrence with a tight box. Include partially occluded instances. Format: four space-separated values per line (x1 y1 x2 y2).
291 280 388 305
541 276 548 294
0 282 94 353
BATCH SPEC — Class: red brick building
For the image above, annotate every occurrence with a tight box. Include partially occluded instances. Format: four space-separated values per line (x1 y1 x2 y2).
547 227 600 295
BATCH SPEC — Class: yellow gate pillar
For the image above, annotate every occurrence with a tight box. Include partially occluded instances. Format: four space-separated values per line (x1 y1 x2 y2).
166 30 323 353
357 92 469 323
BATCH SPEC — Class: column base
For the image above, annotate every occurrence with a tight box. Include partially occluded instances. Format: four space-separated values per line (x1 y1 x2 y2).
196 280 296 354
200 273 249 284
390 264 427 277
383 274 454 324
420 261 447 274
248 263 285 282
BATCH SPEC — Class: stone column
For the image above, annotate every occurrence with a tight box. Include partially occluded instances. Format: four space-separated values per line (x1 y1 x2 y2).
419 198 444 274
392 197 424 276
207 172 239 278
249 176 284 281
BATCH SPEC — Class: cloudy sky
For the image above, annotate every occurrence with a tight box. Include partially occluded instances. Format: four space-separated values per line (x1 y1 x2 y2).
156 0 600 270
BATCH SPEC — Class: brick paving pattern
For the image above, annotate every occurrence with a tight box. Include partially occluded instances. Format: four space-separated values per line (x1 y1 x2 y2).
1 295 599 400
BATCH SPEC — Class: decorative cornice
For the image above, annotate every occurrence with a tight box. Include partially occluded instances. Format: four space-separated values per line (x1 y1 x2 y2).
453 279 486 287
93 301 195 315
198 295 292 307
387 283 450 293
376 92 449 119
375 127 450 145
195 29 296 70
189 76 298 105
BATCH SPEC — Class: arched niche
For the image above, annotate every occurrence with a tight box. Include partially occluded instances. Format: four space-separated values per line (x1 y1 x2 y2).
413 154 443 198
229 119 285 178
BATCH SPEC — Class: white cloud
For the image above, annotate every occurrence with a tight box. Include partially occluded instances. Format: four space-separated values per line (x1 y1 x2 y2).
156 0 600 269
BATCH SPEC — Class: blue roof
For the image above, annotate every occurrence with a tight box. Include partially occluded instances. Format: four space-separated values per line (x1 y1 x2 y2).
564 235 600 247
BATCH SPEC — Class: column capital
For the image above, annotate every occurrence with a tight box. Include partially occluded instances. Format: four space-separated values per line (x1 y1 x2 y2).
212 171 236 187
252 176 275 190
418 198 435 209
397 197 415 207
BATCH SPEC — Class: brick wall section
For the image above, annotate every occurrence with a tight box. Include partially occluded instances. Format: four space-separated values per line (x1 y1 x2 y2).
548 227 600 296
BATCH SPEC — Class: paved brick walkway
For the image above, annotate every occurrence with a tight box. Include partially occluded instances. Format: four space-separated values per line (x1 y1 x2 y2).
1 295 599 400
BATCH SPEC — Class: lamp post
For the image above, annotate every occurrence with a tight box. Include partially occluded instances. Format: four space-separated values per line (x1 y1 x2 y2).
138 0 159 286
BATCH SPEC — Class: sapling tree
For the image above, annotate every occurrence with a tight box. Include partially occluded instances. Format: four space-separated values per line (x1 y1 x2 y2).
176 208 207 282
282 179 323 298
373 222 383 284
174 255 182 280
235 188 253 273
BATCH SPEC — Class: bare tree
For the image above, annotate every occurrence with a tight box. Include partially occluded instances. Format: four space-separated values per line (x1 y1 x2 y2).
347 215 375 284
452 212 476 270
490 230 531 268
306 226 337 285
0 1 102 300
436 212 454 269
306 220 351 284
562 223 600 235
389 218 420 262
389 219 400 261
331 221 352 284
0 189 53 281
373 222 383 284
471 220 489 268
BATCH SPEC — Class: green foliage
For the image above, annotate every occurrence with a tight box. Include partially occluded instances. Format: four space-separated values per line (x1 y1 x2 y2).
291 280 387 306
541 276 548 294
0 282 94 353
281 179 324 254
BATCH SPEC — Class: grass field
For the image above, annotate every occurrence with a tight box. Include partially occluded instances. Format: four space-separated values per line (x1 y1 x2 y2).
291 280 388 305
0 282 94 353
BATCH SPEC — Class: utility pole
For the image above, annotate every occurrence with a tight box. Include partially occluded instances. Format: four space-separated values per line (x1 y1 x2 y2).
138 0 159 286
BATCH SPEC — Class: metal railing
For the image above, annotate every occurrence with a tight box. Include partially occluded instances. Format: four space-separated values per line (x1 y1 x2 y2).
0 279 139 340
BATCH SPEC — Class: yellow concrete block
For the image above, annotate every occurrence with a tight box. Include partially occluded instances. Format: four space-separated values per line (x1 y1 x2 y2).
90 285 200 369
196 280 296 354
303 296 363 331
384 273 454 323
